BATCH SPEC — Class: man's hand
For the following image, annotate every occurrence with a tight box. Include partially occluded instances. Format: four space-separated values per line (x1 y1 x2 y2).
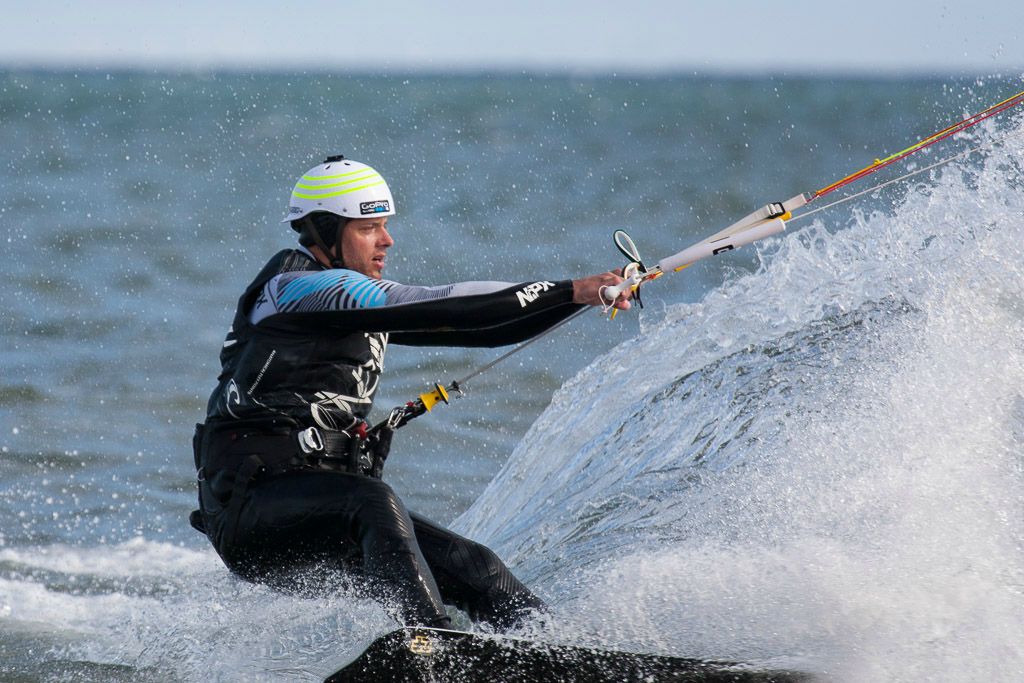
572 270 633 310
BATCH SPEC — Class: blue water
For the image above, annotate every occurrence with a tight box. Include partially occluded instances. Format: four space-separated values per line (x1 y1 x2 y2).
1 69 1023 681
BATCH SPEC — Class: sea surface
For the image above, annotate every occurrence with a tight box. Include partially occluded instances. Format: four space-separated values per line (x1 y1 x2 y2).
1 69 1023 681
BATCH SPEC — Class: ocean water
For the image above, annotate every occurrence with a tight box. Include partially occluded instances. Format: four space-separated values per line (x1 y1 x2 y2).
1 69 1022 681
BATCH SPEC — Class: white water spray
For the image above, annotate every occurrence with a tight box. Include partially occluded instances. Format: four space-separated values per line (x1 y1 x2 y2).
458 116 1024 681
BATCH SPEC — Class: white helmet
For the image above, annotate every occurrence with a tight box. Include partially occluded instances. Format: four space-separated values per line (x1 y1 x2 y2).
282 155 396 223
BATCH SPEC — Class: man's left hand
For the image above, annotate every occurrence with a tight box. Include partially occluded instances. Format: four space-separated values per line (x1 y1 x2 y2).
572 270 633 310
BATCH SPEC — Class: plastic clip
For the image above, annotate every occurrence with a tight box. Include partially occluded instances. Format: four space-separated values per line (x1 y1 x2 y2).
419 383 450 412
297 426 325 454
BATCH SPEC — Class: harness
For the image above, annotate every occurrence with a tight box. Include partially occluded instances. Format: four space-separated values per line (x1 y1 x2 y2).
189 417 395 536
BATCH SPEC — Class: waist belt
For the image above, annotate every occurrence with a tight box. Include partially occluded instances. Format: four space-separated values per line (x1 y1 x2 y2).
198 419 367 476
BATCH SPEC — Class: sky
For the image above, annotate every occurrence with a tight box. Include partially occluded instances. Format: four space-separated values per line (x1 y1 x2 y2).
2 0 1023 75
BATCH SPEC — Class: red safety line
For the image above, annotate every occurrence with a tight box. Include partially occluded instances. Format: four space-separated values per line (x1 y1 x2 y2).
811 90 1024 201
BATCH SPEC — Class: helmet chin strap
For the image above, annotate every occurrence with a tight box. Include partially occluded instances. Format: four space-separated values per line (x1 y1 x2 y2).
301 215 346 269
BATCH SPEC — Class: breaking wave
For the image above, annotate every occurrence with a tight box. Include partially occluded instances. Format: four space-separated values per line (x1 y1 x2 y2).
457 115 1024 681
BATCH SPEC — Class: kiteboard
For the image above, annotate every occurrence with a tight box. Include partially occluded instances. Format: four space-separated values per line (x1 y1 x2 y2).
324 626 812 682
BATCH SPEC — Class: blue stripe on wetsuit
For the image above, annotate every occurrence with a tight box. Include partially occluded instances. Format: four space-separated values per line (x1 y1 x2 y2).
278 270 386 309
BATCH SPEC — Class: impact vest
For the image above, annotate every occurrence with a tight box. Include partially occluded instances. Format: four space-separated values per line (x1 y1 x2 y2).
205 249 387 432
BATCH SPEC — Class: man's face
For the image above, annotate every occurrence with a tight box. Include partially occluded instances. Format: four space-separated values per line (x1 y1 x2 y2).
340 217 394 279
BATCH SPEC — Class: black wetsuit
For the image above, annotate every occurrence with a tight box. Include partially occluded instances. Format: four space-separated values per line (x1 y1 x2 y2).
193 247 582 628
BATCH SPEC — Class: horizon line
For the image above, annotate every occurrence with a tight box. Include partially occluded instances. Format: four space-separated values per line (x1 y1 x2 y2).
2 61 1022 82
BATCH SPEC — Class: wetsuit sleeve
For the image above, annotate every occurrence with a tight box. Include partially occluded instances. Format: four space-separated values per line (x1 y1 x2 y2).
389 297 582 347
250 269 585 348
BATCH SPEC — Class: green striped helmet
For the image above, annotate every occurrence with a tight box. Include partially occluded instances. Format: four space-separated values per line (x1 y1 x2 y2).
281 155 396 223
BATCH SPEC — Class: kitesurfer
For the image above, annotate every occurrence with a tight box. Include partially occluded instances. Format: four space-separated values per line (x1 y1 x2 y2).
190 156 631 629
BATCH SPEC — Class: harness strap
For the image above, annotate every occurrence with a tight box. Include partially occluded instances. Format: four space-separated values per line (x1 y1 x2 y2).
368 427 394 479
222 454 266 541
295 425 366 473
